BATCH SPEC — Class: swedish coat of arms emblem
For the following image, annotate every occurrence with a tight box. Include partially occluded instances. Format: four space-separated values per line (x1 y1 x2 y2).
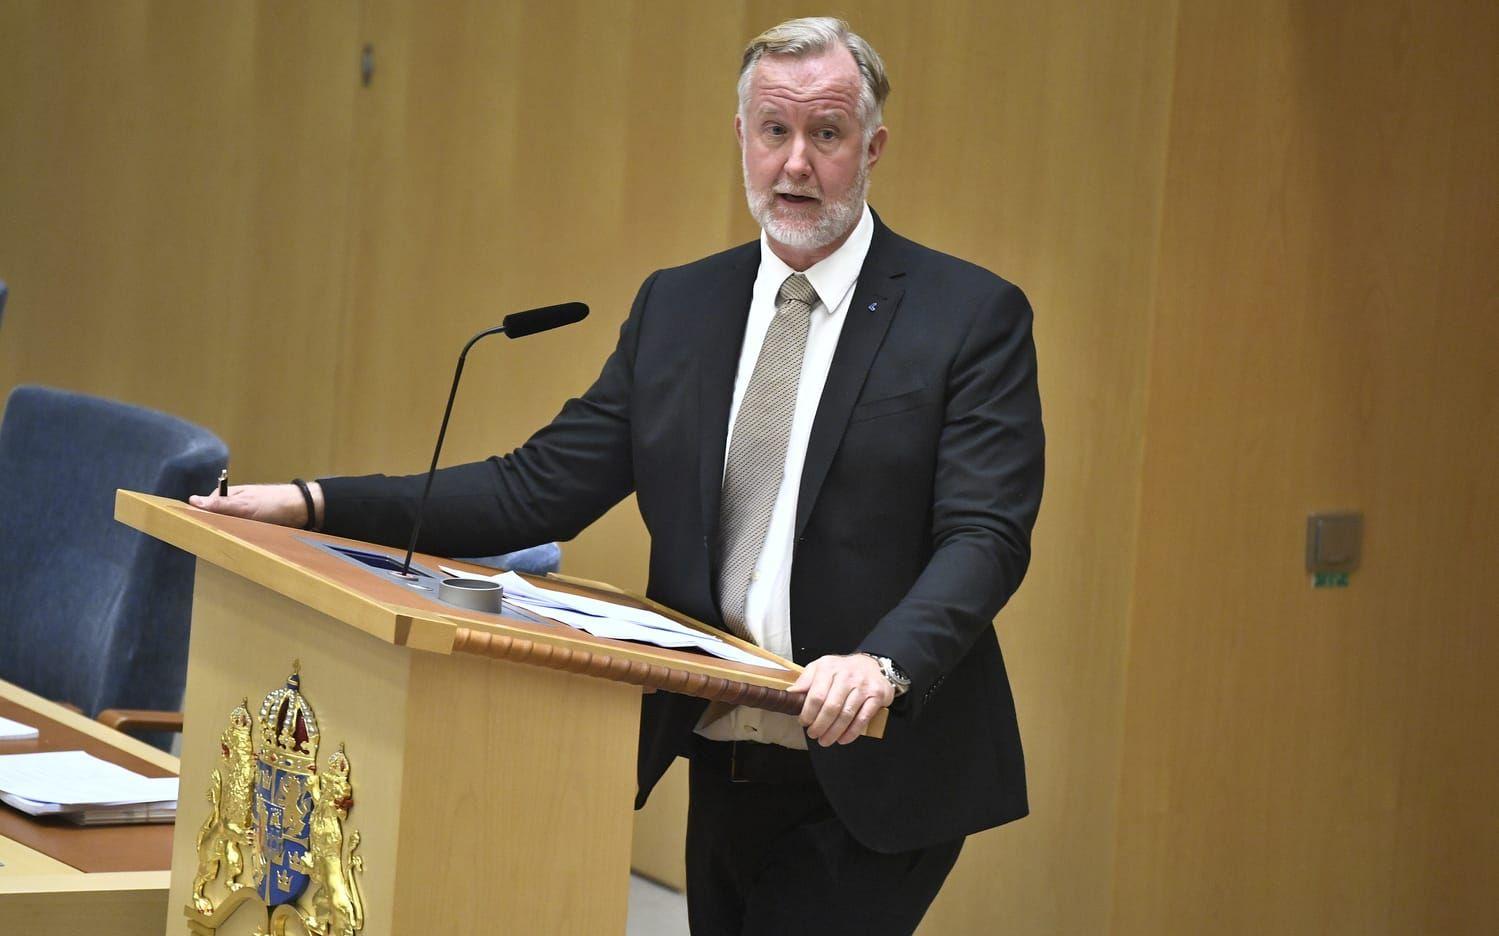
187 664 365 936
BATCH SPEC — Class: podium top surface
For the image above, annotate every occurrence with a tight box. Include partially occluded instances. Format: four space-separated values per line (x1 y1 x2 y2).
114 491 833 723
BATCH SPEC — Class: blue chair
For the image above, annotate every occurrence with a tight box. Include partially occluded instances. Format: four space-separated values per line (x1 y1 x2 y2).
0 385 228 749
464 542 562 576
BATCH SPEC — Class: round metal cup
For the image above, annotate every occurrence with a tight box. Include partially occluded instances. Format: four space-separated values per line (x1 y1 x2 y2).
437 577 503 614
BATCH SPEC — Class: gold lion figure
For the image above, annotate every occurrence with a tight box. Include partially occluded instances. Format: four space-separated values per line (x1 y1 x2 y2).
192 701 258 914
292 745 365 936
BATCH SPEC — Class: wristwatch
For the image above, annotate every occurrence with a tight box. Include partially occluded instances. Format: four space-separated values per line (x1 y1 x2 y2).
861 653 912 697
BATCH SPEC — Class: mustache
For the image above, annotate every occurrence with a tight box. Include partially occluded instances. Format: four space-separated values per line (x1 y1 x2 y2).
772 185 822 200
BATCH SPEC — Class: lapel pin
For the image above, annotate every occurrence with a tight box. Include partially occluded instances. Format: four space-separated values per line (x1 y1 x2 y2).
868 301 879 312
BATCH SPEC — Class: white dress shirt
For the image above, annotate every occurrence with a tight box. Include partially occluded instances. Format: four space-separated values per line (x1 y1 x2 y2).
696 204 875 749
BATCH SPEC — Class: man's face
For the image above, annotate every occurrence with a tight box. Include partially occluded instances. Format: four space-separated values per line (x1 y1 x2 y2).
737 48 887 264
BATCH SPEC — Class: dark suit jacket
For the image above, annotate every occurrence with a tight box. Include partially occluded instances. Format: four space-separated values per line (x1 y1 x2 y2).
319 211 1045 853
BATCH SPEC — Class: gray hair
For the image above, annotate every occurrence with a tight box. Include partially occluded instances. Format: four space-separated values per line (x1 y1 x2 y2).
737 17 890 142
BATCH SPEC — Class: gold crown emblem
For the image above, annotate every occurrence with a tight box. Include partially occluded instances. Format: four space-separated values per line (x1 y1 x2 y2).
326 745 350 779
257 661 320 768
228 699 252 730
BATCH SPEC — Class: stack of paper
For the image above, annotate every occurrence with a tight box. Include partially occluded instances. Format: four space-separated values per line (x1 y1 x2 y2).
0 715 39 741
0 750 178 825
440 567 786 670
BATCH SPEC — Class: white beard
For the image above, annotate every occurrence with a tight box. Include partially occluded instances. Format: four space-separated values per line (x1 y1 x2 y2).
744 156 869 252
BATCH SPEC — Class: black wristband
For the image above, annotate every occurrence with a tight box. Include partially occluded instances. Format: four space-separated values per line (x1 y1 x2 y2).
290 479 318 531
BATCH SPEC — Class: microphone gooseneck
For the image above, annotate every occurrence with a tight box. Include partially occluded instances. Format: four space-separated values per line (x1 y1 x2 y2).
398 302 590 577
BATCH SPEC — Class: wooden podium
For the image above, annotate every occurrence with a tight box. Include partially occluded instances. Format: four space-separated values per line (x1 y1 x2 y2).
116 490 857 935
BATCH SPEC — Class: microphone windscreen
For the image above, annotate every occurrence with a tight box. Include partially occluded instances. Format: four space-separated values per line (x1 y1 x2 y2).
502 302 589 339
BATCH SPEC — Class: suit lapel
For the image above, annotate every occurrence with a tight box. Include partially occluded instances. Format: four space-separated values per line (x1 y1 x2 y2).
794 222 906 539
697 248 758 555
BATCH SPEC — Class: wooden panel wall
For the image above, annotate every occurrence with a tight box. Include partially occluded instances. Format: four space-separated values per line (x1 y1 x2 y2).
323 0 752 581
1111 1 1499 933
1 1 1494 932
0 0 360 482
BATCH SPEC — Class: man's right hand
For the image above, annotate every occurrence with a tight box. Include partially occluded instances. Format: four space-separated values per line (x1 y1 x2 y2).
188 482 322 529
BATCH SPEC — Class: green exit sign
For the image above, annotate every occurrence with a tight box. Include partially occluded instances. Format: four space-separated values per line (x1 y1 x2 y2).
1313 571 1350 589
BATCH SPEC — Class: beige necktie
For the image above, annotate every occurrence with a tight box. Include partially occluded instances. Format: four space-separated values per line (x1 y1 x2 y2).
716 272 818 640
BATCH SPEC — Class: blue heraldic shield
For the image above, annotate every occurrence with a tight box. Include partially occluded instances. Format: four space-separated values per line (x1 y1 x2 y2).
254 671 321 906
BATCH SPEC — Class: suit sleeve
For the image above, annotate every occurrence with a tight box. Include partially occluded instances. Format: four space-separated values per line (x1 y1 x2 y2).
316 272 659 557
856 281 1044 720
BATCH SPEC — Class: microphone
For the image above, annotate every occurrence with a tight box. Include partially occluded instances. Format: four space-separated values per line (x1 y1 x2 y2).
398 301 589 577
501 301 588 338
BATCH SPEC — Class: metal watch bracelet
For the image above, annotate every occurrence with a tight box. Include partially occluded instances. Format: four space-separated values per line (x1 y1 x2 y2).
862 653 911 697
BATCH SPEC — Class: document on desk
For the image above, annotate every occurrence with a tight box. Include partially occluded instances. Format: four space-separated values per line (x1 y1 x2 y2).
0 715 39 740
440 567 786 670
0 750 177 820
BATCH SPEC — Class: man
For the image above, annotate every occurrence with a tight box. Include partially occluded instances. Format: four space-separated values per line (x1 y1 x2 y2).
194 17 1043 934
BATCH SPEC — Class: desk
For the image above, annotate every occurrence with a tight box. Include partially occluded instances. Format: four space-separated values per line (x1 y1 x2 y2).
0 679 176 934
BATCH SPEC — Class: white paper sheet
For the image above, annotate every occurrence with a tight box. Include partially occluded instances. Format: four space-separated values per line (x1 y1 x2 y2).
0 790 177 824
0 750 178 806
439 567 786 670
0 716 39 741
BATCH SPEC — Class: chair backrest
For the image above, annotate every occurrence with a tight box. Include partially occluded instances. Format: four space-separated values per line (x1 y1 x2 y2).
0 385 228 723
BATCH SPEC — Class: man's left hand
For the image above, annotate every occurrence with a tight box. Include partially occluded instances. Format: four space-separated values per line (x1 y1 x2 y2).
790 654 894 747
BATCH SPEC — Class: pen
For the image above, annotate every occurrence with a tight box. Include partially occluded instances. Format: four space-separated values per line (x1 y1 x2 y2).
218 469 229 497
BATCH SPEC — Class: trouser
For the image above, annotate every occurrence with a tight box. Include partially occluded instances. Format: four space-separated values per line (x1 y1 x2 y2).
685 737 964 936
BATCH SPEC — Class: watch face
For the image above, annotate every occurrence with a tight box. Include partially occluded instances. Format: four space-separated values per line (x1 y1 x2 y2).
864 653 910 690
878 657 909 687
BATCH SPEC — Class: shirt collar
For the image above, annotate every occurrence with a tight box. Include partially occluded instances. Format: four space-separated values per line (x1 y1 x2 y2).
757 203 875 314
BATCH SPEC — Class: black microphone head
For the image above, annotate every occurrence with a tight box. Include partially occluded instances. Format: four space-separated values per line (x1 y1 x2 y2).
502 302 589 339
